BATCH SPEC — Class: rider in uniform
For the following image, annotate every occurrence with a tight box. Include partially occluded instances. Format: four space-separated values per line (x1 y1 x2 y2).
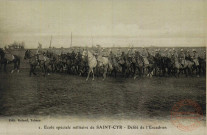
155 49 161 58
151 50 155 57
192 49 199 66
167 49 172 59
185 50 192 61
120 51 127 62
178 49 185 67
36 49 40 65
141 47 149 65
116 48 121 58
203 51 206 62
161 48 167 58
108 49 115 64
172 48 178 61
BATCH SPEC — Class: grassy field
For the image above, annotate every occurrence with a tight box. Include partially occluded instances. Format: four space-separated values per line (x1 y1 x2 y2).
0 68 205 119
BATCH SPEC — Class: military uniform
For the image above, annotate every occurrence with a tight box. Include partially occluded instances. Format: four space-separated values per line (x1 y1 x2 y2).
155 50 161 59
161 50 167 57
167 50 172 59
116 49 121 58
172 50 178 61
185 51 192 61
141 49 149 65
192 51 199 66
178 51 185 66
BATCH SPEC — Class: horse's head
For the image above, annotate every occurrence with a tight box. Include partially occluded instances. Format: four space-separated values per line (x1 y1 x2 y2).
3 51 14 63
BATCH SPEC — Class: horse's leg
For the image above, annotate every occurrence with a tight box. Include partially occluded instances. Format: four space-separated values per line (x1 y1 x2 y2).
142 66 145 77
185 68 188 77
0 60 1 70
33 65 37 75
114 68 117 78
103 66 107 81
45 64 50 75
133 66 137 79
30 65 33 76
196 66 200 77
92 68 95 81
4 62 7 73
11 62 15 74
11 61 17 73
177 68 181 78
17 59 20 73
86 68 91 81
43 64 46 76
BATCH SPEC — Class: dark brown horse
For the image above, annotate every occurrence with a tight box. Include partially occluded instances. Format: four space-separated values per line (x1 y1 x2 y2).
0 48 20 73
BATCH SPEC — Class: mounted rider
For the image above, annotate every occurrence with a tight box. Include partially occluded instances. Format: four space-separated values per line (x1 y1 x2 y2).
185 50 192 61
167 49 172 59
178 49 185 67
126 48 133 62
93 45 105 66
36 49 40 65
155 49 161 60
171 48 178 61
192 49 199 66
116 48 121 58
203 51 206 62
160 48 167 58
108 49 115 66
120 51 126 61
141 47 149 66
151 50 155 57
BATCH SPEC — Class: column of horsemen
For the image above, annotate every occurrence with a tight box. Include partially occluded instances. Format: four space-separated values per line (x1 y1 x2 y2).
0 46 206 78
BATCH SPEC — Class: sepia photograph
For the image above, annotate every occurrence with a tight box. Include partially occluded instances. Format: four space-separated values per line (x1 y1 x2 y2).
0 0 206 135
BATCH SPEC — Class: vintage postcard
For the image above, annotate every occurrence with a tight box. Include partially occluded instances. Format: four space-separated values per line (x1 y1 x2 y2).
0 0 206 135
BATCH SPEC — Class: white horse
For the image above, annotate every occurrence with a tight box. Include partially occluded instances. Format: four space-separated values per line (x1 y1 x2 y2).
173 57 197 77
82 50 111 81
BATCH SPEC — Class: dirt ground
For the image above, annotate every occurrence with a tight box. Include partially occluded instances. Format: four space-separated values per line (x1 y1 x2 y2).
0 66 206 120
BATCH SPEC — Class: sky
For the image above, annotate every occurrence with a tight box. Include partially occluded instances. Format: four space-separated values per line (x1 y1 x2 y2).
0 0 206 48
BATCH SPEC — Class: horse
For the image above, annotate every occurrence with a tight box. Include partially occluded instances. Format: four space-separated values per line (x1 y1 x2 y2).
38 52 51 76
172 57 196 77
0 48 20 73
24 50 39 76
82 50 97 81
132 53 145 79
159 56 174 77
108 56 122 78
24 50 50 76
45 51 62 73
82 50 110 81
